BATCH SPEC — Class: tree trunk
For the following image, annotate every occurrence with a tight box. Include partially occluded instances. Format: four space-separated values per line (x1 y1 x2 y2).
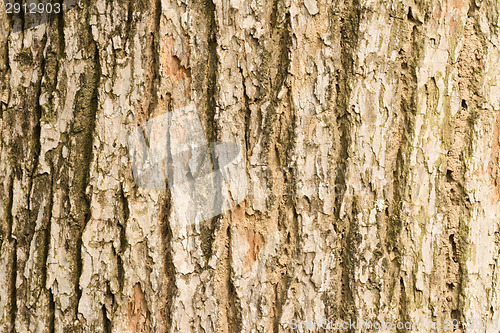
1 0 500 332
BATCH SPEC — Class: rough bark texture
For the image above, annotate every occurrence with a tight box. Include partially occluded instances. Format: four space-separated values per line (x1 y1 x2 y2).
1 0 500 332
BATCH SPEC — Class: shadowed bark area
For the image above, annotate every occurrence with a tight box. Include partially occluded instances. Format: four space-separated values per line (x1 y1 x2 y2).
0 0 500 332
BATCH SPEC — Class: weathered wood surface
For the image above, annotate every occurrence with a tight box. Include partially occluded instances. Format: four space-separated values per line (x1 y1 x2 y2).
0 0 500 332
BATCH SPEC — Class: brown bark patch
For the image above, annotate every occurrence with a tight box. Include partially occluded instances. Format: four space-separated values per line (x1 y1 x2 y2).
161 36 191 83
449 0 467 35
243 229 264 269
127 283 150 332
489 112 500 202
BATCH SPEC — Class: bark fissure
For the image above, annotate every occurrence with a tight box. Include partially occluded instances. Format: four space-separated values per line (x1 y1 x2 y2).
10 239 17 333
205 0 218 144
44 172 56 333
440 6 485 324
59 4 101 328
226 226 242 332
333 0 361 323
158 188 176 331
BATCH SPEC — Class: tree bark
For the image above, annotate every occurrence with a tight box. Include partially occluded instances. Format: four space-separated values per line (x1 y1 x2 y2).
1 0 500 332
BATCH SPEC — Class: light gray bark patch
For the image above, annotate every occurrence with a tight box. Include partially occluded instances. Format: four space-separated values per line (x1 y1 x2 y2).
304 0 319 16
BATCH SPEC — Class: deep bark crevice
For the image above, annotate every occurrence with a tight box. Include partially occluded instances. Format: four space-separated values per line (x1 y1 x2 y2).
205 0 219 144
226 226 242 332
441 9 484 324
48 288 55 333
158 188 176 331
332 0 361 324
391 11 423 323
4 174 15 332
69 3 101 326
44 171 56 333
240 65 251 157
10 239 17 333
117 184 128 293
262 9 291 155
57 0 65 58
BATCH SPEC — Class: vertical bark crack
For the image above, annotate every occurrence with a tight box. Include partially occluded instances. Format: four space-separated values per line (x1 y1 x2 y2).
158 189 176 331
205 0 218 144
66 3 101 327
226 226 242 332
332 0 361 324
